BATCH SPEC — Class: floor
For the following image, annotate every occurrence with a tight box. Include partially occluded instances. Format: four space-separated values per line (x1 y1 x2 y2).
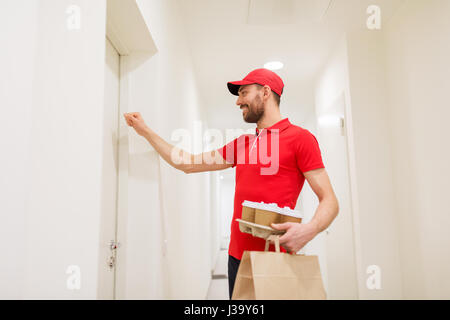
206 249 229 300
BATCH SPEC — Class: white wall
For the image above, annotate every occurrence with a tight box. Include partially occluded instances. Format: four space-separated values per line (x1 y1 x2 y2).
315 0 450 300
383 0 450 299
209 171 221 266
0 0 107 299
0 0 38 299
346 29 403 299
218 169 235 248
26 0 107 299
315 29 406 299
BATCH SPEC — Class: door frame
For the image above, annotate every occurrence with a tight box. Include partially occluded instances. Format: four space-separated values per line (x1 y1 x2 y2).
101 0 157 299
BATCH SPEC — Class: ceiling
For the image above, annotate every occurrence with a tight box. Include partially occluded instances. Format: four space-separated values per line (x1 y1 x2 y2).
177 0 405 132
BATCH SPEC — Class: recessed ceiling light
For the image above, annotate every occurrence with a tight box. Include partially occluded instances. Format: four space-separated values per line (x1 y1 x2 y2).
264 61 283 71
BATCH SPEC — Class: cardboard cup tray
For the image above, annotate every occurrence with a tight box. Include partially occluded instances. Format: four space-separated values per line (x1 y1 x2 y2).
236 219 285 240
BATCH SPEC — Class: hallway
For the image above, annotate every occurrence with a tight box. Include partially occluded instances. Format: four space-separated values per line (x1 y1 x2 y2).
206 250 229 300
1 0 450 300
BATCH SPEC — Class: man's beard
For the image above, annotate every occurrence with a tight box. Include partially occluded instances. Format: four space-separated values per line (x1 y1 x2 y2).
242 95 264 123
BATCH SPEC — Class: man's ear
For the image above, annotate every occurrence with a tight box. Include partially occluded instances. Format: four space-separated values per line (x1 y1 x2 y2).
263 85 271 101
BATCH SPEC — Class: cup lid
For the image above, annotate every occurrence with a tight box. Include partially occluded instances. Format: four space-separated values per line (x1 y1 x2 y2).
242 200 261 209
242 201 303 218
281 206 303 218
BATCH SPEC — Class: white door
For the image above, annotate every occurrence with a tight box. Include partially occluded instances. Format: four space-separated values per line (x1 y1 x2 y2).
219 169 235 250
318 93 359 299
97 37 121 299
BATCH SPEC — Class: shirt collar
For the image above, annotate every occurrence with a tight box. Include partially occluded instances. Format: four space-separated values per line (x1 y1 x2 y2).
256 118 291 134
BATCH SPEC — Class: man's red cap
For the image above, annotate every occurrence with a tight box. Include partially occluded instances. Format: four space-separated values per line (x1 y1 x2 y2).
227 68 284 97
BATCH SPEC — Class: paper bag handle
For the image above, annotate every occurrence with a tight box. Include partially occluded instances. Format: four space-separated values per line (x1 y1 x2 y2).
265 235 280 253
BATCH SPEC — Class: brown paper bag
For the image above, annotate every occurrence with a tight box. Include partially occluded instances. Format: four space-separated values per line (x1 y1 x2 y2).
232 236 327 300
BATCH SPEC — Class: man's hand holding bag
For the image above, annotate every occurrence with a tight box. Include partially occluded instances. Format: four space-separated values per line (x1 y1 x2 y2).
232 235 327 300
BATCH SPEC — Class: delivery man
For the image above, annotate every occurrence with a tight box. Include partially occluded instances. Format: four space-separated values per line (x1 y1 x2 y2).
124 68 339 299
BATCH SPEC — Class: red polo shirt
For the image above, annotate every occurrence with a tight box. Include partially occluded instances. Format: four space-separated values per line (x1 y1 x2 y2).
217 118 325 260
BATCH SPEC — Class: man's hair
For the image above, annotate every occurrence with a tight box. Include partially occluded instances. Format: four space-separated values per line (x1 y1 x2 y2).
272 91 281 106
255 84 281 106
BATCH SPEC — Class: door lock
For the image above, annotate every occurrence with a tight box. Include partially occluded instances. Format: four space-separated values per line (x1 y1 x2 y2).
108 256 115 269
108 240 120 269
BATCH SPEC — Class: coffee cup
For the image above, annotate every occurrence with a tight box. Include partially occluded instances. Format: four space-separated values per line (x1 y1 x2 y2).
241 201 303 227
279 206 303 224
254 208 282 226
241 201 257 223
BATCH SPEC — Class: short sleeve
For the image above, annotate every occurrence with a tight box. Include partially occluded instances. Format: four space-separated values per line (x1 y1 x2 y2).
296 130 325 173
217 137 238 168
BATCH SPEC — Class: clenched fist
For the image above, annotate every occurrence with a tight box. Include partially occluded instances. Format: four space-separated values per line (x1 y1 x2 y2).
123 112 149 137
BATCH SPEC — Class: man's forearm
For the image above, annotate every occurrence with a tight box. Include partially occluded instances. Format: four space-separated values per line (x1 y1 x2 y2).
309 196 339 234
141 127 191 172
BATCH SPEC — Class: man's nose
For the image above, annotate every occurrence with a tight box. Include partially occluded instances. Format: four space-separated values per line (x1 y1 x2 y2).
236 96 243 106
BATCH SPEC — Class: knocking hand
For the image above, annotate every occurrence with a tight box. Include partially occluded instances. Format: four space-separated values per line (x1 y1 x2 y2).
270 222 319 253
124 112 149 137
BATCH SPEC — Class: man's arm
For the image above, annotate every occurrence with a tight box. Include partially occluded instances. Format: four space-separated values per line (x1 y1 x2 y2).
271 168 339 252
304 168 339 233
124 112 233 173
